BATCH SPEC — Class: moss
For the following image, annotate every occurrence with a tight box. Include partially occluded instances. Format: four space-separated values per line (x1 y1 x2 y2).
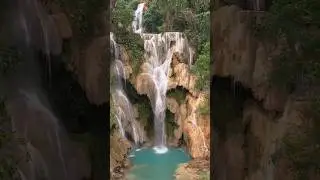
192 42 210 91
280 98 320 180
165 109 177 138
0 47 22 76
199 170 210 180
55 0 107 43
0 97 21 180
166 87 187 104
255 0 320 92
112 0 144 77
198 97 210 116
137 102 152 125
135 98 153 139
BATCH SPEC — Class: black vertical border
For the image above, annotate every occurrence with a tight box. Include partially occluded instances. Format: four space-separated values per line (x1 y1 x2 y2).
210 0 214 180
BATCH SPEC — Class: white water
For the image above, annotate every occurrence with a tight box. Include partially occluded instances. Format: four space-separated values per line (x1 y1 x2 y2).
1 1 90 179
132 3 194 154
110 33 143 145
132 3 145 34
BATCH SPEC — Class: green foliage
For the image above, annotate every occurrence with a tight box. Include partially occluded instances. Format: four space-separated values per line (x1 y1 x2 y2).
143 3 164 33
136 100 153 138
199 170 210 180
192 42 210 91
137 102 152 124
55 0 107 42
279 96 320 180
189 11 210 48
198 97 210 116
129 0 140 10
112 0 144 76
258 2 320 176
112 0 134 29
0 47 21 76
257 0 320 90
165 109 177 138
0 98 20 180
166 88 187 104
143 0 209 48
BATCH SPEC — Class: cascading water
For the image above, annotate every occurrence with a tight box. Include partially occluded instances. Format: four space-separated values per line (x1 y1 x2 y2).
110 32 143 145
0 1 90 179
132 3 194 154
132 3 145 34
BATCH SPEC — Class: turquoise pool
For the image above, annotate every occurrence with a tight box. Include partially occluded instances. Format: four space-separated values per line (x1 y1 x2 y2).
126 147 191 180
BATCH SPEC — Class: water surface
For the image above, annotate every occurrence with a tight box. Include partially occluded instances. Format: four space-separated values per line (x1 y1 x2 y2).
127 147 191 180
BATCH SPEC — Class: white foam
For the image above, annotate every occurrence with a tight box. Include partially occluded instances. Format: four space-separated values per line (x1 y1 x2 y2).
129 154 135 158
153 146 168 154
136 148 141 151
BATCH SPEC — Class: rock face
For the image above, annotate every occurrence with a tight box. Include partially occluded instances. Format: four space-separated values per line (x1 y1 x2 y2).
45 1 110 106
213 5 286 112
182 93 210 158
175 159 210 180
133 49 210 158
51 13 72 39
110 133 132 180
212 5 317 180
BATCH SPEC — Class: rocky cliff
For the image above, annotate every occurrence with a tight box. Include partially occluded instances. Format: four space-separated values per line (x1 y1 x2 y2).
120 41 210 159
212 5 320 180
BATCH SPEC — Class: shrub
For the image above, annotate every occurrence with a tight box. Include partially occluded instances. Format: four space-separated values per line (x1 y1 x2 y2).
0 97 21 180
165 109 177 138
256 0 320 91
192 42 210 91
55 0 107 43
166 87 187 104
198 97 210 116
0 47 21 76
112 0 144 76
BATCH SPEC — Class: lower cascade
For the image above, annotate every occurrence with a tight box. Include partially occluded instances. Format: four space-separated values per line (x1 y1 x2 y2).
141 33 193 153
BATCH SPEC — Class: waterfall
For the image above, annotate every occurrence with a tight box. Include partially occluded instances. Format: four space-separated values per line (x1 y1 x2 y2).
132 3 145 34
1 1 90 179
110 32 143 145
132 3 194 154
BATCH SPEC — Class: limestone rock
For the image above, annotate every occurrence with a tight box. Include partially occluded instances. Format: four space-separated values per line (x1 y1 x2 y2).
124 65 132 79
166 97 179 114
175 159 210 180
83 36 109 105
212 6 287 111
181 93 210 158
135 73 155 98
110 133 131 179
51 13 72 39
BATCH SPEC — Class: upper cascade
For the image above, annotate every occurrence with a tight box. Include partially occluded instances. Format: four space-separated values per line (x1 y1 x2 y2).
132 3 145 34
